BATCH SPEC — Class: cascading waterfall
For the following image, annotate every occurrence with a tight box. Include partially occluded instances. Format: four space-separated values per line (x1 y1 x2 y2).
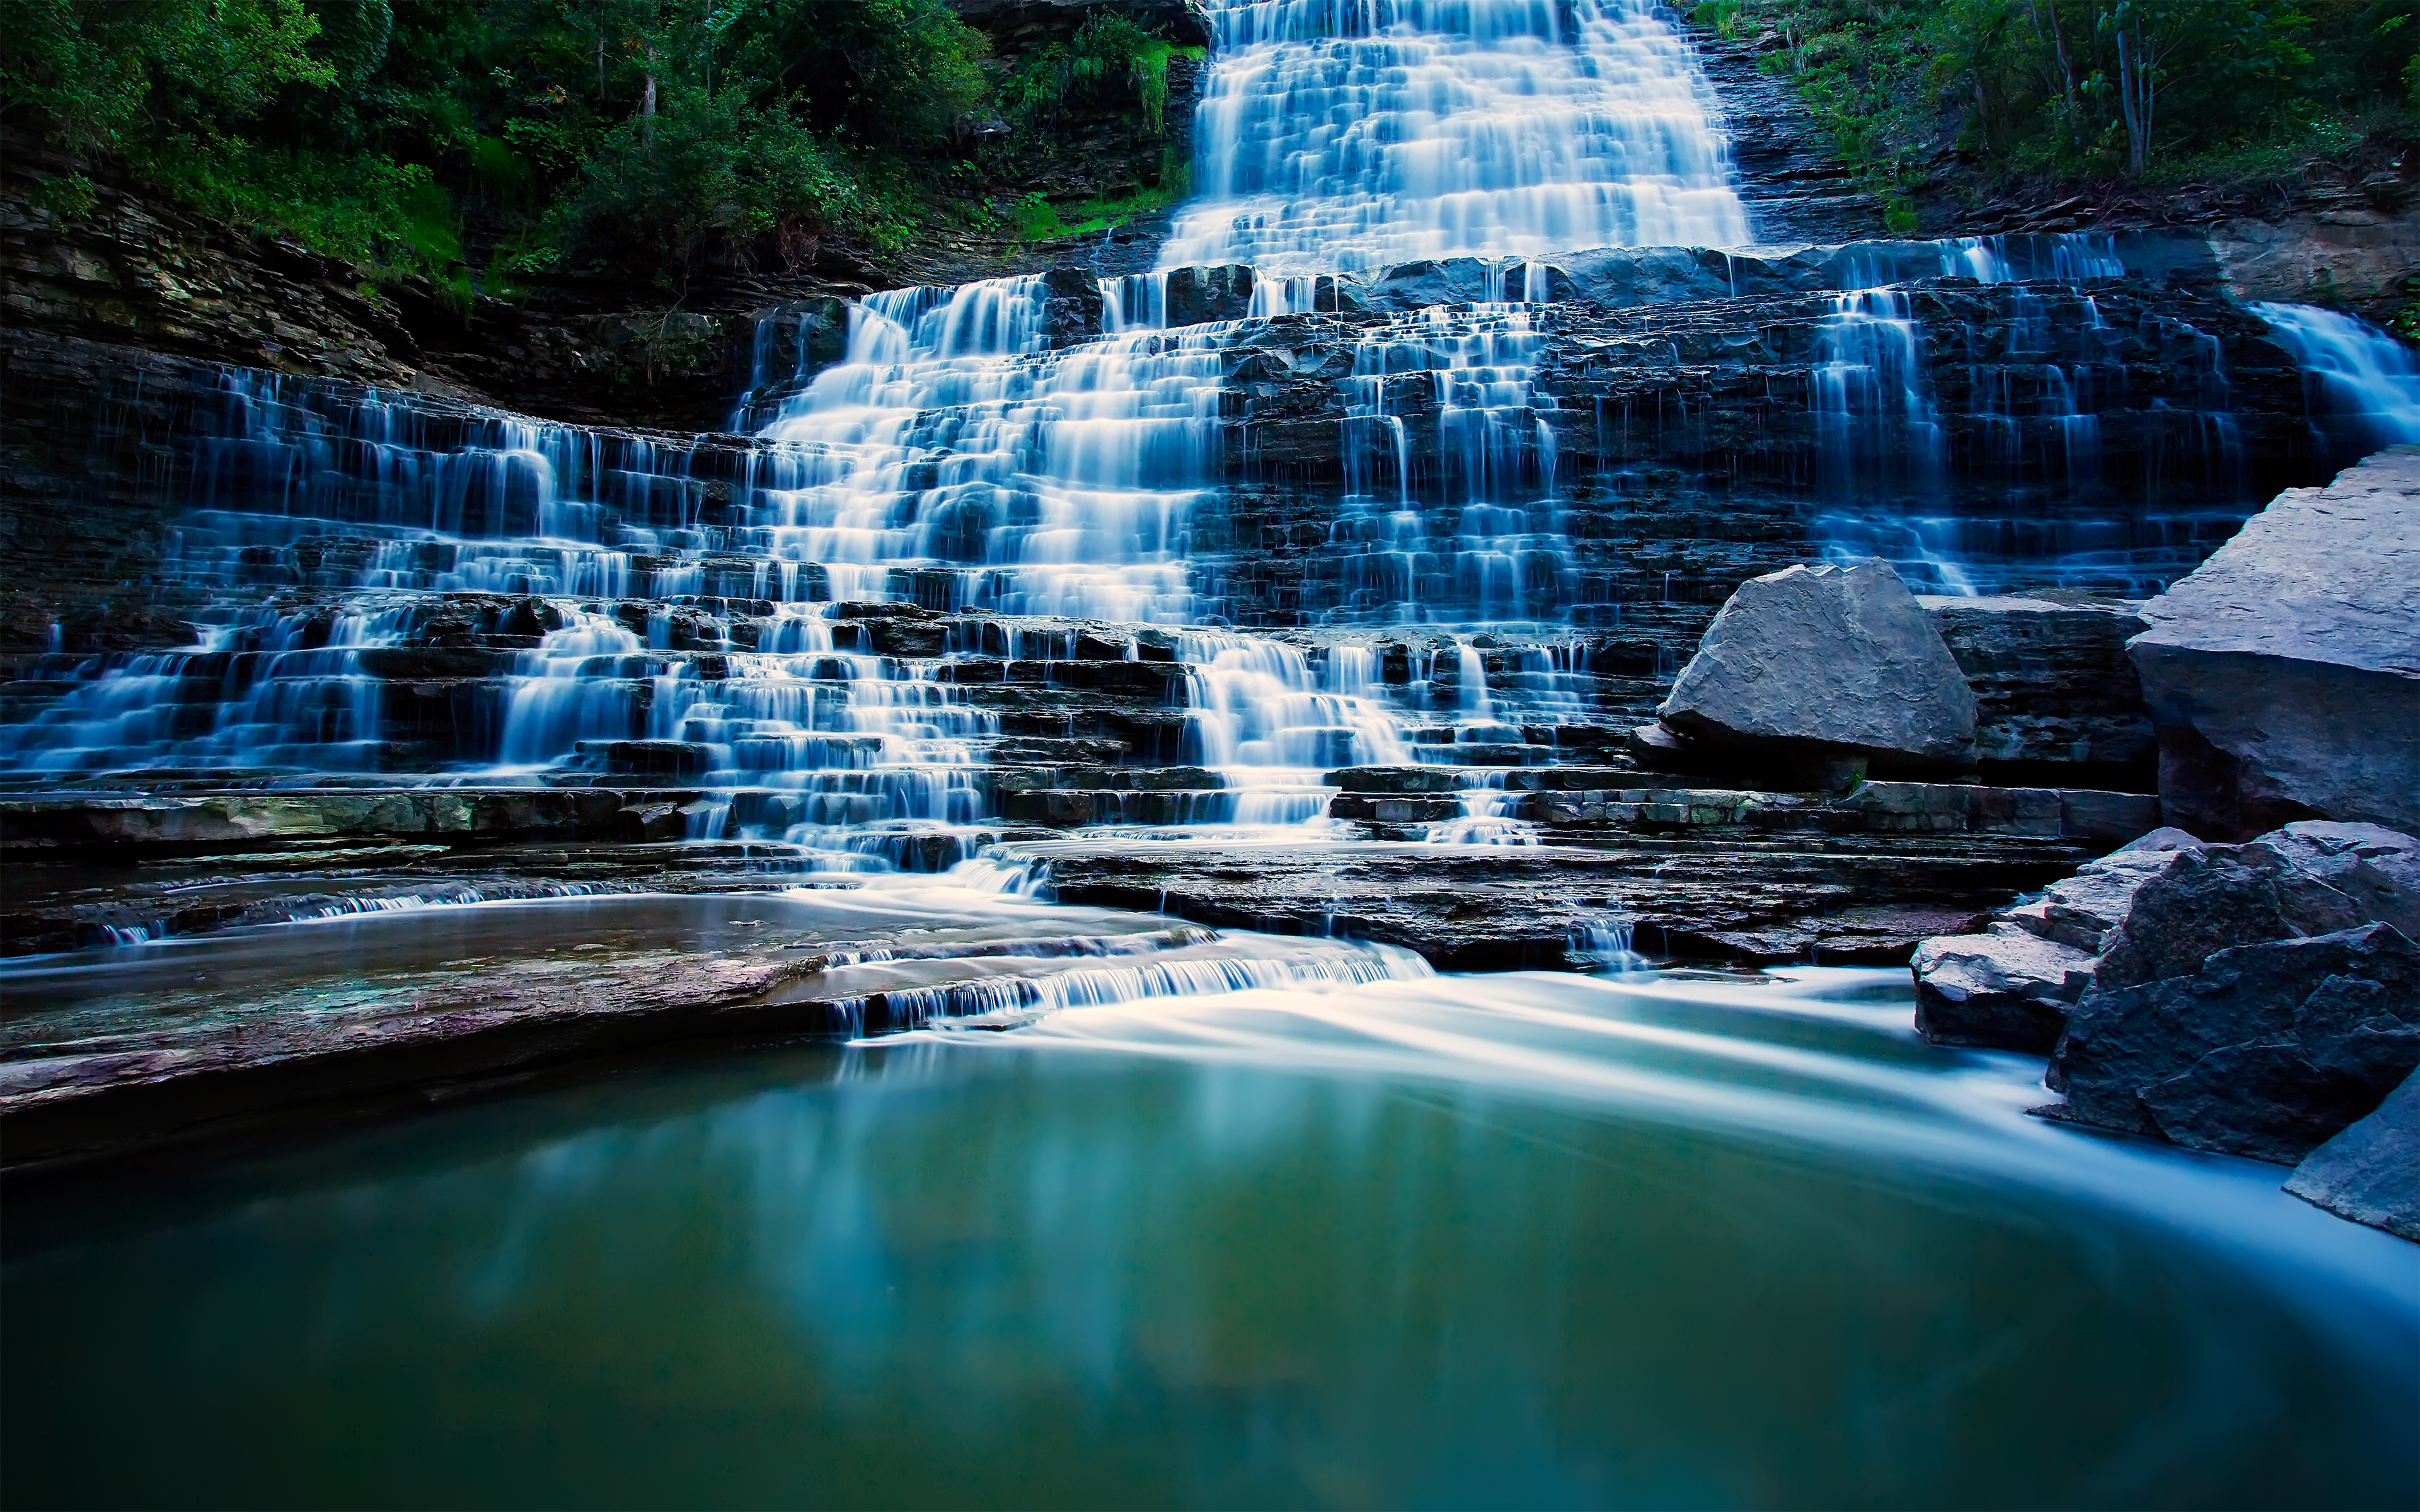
2 0 2397 936
2254 302 2420 451
1160 0 1751 272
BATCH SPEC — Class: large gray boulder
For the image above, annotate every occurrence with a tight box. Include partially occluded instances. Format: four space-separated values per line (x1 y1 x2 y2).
2128 447 2420 837
1659 560 1977 766
2285 1063 2420 1241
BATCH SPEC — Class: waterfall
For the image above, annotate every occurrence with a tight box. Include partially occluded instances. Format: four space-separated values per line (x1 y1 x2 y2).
2254 303 2420 452
1160 0 1752 271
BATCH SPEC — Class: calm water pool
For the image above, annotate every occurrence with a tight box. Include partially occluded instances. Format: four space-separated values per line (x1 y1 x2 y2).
5 966 2414 1508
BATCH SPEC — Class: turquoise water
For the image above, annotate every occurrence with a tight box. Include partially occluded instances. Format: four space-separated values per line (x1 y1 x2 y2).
6 968 2416 1508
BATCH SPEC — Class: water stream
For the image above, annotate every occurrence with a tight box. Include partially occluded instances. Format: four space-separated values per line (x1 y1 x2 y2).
4 965 2413 1506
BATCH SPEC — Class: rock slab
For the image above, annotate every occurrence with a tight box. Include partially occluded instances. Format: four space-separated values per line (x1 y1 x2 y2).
2129 447 2420 837
1659 561 1977 765
2285 1063 2420 1241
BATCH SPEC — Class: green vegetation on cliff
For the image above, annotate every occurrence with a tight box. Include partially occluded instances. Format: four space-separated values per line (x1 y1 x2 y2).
0 0 1188 295
1699 0 2419 218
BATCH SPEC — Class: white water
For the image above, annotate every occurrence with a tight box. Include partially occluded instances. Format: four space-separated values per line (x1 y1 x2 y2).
1161 0 1751 272
2254 302 2420 450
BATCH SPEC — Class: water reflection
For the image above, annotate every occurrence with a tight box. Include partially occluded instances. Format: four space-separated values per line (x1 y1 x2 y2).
4 971 2415 1509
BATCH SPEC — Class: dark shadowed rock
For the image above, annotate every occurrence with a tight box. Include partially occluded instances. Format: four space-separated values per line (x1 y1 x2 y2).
2129 447 2420 838
2285 1064 2420 1241
1657 561 1976 765
2140 1042 2399 1165
2087 849 2301 990
1911 924 2095 1053
1918 594 2155 785
1037 267 1107 348
1162 265 1255 326
2048 923 2420 1152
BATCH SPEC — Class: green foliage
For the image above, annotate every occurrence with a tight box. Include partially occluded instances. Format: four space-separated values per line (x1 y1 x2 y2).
562 82 889 272
1000 13 1193 138
1719 0 2419 196
2 0 1186 290
1 0 335 149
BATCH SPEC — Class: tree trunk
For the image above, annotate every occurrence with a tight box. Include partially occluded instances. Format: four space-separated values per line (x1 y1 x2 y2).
643 45 658 142
2114 23 2146 174
2043 1 2082 146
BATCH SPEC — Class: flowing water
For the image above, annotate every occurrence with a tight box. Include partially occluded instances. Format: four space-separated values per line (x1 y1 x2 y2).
4 964 2414 1507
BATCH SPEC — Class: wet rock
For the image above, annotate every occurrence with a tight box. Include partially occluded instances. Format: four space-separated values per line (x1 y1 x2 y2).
1037 267 1107 348
1162 265 1254 326
2047 922 2420 1157
2129 447 2420 837
1657 560 1977 767
1327 765 1463 793
581 740 712 779
1025 832 2087 970
2285 1063 2420 1240
1911 924 2097 1053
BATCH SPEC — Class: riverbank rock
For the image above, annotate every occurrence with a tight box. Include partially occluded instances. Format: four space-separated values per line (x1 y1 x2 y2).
2129 447 2420 838
1910 926 2097 1053
1911 828 2199 1051
2284 1064 2420 1241
1657 561 1976 769
2048 922 2420 1162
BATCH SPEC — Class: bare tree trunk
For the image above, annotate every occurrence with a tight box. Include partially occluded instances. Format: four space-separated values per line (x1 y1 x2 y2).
2114 22 2146 173
643 45 658 142
2043 0 2082 144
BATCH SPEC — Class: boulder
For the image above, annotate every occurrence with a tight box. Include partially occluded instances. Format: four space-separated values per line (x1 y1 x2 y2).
2008 830 2201 953
2086 849 2307 989
2237 821 2420 939
1911 924 2097 1053
1657 560 1977 767
2046 922 2420 1159
2285 1063 2420 1241
2128 447 2420 837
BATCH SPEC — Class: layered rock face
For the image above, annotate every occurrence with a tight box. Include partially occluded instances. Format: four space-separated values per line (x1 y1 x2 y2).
0 232 2395 978
2129 447 2420 839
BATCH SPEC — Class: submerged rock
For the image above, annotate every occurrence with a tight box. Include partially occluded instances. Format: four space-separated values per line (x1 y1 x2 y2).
2285 1063 2420 1241
1658 561 1976 768
2128 447 2420 838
